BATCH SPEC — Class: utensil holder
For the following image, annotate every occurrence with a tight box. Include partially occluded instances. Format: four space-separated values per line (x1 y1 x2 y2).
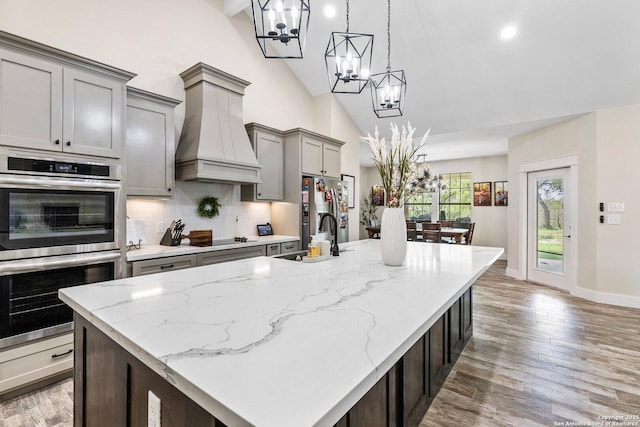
159 228 181 246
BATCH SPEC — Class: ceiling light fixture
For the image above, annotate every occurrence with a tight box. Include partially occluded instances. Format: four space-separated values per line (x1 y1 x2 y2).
323 4 336 18
369 0 406 118
324 0 374 94
500 25 517 40
251 0 311 59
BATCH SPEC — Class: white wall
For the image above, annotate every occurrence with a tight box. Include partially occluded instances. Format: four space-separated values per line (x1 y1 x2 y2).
359 155 508 256
595 105 640 301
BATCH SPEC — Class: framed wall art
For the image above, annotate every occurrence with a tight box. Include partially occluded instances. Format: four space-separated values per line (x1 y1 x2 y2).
341 174 355 208
494 181 508 206
371 185 385 207
473 182 492 206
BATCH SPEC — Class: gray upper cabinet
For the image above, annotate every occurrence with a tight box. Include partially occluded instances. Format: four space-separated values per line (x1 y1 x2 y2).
126 88 181 197
0 31 134 158
241 123 283 201
289 129 343 179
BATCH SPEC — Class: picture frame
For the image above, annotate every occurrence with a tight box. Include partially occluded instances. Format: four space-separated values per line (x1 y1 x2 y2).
341 174 355 209
371 185 385 207
494 181 508 206
473 182 492 206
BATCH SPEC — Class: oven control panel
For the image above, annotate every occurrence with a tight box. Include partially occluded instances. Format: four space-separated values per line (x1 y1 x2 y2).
8 157 110 177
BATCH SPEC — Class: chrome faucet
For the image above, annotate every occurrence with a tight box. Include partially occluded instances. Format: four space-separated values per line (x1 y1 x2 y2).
318 213 340 256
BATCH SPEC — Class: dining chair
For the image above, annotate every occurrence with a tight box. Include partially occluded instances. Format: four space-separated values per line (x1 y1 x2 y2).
422 222 442 243
465 222 475 245
438 220 453 228
406 221 417 241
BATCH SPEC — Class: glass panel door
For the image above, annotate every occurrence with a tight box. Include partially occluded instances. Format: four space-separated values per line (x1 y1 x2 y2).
527 168 572 290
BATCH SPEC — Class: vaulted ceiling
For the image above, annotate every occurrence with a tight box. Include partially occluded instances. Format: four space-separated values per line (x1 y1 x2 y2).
226 0 640 165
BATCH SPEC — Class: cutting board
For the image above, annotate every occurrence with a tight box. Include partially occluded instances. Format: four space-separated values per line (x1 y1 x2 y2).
182 229 212 247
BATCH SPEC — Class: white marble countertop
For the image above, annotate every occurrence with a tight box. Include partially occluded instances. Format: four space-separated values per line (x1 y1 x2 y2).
60 239 503 427
126 235 300 262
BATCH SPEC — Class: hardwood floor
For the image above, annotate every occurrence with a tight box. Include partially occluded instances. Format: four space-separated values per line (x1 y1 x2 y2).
421 260 640 427
1 260 639 426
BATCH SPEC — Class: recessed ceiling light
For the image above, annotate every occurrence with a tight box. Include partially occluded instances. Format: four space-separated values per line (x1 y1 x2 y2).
500 25 517 40
324 4 336 19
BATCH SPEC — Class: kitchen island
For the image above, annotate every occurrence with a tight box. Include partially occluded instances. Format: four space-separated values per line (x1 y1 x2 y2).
59 239 503 427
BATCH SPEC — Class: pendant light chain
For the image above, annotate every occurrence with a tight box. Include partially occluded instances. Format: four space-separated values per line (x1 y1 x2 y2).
346 0 350 32
387 0 391 72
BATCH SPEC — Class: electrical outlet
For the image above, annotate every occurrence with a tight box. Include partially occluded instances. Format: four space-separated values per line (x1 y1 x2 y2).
607 214 621 225
148 390 161 427
156 222 165 233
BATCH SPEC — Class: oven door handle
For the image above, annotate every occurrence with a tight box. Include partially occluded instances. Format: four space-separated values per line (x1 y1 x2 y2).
0 251 122 275
0 175 121 190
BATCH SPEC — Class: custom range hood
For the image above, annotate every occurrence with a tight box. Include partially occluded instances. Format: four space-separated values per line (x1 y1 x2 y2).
175 63 261 184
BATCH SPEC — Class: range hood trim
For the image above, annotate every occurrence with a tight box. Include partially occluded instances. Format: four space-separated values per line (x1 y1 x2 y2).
175 62 262 185
180 62 251 95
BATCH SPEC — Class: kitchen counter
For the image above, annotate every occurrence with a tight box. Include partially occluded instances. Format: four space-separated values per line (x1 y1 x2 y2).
126 234 299 262
60 239 503 426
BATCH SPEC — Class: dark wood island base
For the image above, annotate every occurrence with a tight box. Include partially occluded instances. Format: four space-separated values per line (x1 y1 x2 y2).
72 287 472 427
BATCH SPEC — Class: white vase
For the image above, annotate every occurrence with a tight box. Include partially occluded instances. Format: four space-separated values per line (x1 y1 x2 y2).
380 207 407 266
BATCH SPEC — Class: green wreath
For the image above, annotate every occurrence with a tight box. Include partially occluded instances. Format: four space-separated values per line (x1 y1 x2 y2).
198 197 221 218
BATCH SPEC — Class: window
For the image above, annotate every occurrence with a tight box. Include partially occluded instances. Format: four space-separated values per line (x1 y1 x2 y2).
405 191 433 221
439 172 472 221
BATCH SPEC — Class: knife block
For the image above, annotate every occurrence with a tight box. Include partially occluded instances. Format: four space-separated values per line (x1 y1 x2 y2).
159 228 181 246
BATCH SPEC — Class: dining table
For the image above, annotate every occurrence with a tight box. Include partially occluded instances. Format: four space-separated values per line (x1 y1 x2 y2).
439 227 469 244
366 226 469 244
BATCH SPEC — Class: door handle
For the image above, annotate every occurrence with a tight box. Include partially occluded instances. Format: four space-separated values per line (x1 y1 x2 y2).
563 235 571 238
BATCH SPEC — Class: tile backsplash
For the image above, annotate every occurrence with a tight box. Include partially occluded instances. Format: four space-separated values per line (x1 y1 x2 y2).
126 181 271 245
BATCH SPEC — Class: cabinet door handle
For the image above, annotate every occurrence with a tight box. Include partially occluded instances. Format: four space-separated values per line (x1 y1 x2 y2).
52 349 73 359
54 139 60 145
160 264 174 270
167 188 171 192
66 141 71 146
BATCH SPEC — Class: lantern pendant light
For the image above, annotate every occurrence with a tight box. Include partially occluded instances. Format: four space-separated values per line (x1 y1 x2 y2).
370 0 406 117
251 0 311 59
324 0 374 94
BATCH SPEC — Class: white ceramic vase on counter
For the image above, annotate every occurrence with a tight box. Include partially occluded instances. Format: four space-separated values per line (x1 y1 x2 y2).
380 207 407 266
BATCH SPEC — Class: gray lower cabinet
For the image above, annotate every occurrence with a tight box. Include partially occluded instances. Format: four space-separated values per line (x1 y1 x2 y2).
0 333 74 399
280 241 299 254
197 246 267 266
0 33 133 158
126 87 181 197
241 123 284 201
128 241 298 277
266 243 281 256
131 254 197 277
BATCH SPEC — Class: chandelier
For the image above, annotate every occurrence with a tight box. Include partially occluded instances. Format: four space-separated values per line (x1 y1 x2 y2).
324 0 374 94
408 155 445 194
251 0 311 59
369 0 406 117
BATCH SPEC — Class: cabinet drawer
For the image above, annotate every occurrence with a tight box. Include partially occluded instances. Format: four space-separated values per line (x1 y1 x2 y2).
197 246 267 266
266 243 281 256
131 254 197 277
280 241 299 254
0 333 73 394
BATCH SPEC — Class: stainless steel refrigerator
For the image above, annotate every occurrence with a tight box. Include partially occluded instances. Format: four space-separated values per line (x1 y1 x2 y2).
301 176 349 250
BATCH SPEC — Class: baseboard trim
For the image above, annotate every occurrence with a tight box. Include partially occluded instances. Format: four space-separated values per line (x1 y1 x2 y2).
505 267 525 280
572 287 640 309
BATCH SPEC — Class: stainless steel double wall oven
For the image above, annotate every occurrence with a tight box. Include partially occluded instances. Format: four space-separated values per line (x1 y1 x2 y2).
0 149 123 348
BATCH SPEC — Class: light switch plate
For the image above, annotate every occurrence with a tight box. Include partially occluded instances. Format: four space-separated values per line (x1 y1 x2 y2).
607 214 621 225
607 203 625 212
148 390 161 427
